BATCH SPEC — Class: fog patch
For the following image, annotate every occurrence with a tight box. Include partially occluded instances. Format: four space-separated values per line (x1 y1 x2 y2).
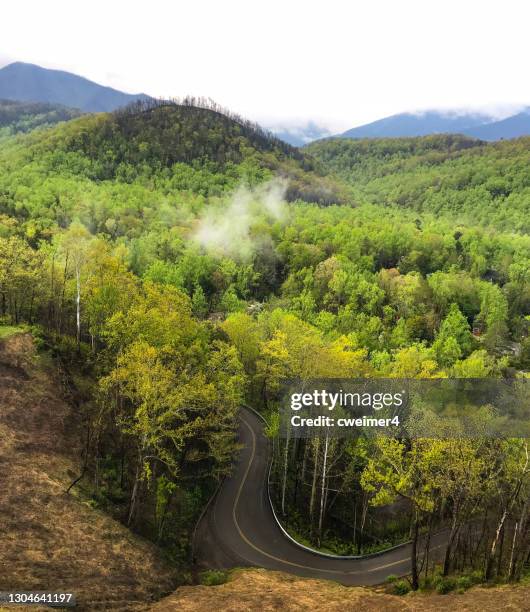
194 178 288 259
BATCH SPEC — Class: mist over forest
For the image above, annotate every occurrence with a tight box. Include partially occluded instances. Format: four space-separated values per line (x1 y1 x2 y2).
0 81 529 607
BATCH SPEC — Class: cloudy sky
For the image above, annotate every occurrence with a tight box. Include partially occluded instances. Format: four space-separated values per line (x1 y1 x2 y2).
2 0 530 132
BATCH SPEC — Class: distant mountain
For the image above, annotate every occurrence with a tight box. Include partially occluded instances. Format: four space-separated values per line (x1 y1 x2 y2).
339 111 493 139
463 109 530 140
267 121 332 146
0 62 152 112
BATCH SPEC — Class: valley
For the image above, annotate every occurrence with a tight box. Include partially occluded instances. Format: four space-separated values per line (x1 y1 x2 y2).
0 88 528 609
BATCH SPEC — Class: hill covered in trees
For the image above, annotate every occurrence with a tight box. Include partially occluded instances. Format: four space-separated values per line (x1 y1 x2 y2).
0 99 528 595
0 98 347 218
306 134 530 231
0 99 82 137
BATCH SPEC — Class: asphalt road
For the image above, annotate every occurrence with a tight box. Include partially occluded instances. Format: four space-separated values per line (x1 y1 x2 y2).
194 407 446 585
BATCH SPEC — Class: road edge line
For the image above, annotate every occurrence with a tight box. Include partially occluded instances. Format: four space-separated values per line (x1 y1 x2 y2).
242 404 415 561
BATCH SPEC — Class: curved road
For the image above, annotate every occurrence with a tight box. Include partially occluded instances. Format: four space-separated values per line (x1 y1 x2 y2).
194 407 446 585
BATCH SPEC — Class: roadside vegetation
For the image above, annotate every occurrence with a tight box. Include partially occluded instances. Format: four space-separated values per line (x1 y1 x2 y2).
0 324 25 339
0 102 528 587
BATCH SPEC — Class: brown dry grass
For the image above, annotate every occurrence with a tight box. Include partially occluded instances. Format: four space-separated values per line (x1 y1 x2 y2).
0 333 178 611
2 334 528 612
150 568 530 612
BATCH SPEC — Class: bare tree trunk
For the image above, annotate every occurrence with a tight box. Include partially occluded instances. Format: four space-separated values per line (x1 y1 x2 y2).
424 512 434 579
128 460 141 527
317 431 329 547
411 511 420 591
75 265 81 348
486 508 507 580
128 443 145 527
66 422 91 494
359 493 369 555
353 494 358 553
508 520 519 579
59 253 68 334
443 507 461 576
49 251 55 330
309 438 320 536
300 440 309 493
497 523 505 576
281 426 291 516
510 497 529 581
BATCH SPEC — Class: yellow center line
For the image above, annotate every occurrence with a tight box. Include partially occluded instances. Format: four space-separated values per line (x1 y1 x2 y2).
232 416 444 576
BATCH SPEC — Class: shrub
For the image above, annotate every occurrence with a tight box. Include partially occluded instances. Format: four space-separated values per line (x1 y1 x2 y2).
470 570 484 584
436 577 457 594
421 575 434 590
199 570 229 586
386 574 398 584
456 575 473 590
393 580 411 595
29 324 46 351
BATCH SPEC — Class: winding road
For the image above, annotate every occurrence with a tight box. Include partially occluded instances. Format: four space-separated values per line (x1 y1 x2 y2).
194 407 446 585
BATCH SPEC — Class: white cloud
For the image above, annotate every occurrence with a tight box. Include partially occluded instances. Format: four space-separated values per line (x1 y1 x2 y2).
2 0 530 130
0 53 15 69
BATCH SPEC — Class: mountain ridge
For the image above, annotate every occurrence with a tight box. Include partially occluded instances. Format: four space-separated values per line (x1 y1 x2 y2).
0 62 151 112
0 98 348 206
334 108 530 142
464 110 530 140
2 61 530 144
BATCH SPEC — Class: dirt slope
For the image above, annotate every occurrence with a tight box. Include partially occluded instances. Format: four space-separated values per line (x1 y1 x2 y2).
2 334 528 611
150 568 530 612
0 333 177 611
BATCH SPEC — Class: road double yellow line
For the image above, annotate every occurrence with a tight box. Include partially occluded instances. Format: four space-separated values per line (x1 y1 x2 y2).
230 416 437 576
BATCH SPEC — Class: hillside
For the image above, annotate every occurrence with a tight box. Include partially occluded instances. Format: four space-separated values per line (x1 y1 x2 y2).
0 98 82 136
41 99 309 176
465 110 530 140
306 134 530 231
0 94 528 609
0 330 178 610
0 62 150 112
150 568 530 611
339 110 492 139
336 108 530 141
0 100 347 235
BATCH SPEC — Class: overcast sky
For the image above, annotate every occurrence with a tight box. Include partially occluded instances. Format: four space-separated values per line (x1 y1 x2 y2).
2 0 530 131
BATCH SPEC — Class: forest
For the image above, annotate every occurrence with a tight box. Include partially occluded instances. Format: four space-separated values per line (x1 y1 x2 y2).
0 99 82 138
0 101 529 590
306 135 530 232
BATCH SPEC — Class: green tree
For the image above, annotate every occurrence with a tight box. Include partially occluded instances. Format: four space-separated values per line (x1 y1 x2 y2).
59 221 93 347
433 303 474 367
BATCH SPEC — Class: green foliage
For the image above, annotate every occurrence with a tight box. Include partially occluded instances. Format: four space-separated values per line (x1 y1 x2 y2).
435 576 457 594
307 135 530 232
0 324 25 339
393 580 411 595
1 101 528 578
0 99 82 137
191 283 208 318
456 575 473 590
0 100 345 210
433 303 474 367
199 570 229 586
